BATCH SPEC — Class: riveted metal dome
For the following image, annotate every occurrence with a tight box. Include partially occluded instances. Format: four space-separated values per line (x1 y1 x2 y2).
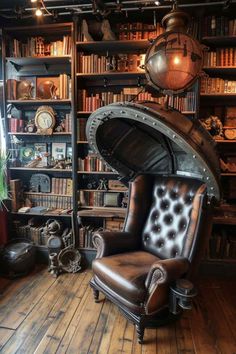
86 101 220 200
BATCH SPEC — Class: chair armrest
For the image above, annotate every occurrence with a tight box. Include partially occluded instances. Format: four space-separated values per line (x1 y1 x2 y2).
144 258 190 315
145 258 190 289
93 231 139 258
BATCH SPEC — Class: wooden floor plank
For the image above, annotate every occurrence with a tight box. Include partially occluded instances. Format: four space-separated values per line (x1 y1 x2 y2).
175 314 195 354
1 273 78 354
121 320 135 354
21 271 90 354
96 299 119 354
61 288 104 354
0 268 235 354
0 328 15 350
0 266 56 330
199 283 236 354
87 300 113 354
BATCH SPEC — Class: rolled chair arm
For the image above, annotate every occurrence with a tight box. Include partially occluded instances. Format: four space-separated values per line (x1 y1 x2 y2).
145 258 190 289
144 258 190 315
92 231 139 258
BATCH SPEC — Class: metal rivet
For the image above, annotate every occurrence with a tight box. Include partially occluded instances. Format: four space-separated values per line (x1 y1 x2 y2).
153 122 156 125
193 155 196 159
143 117 146 120
120 110 125 114
173 134 176 138
135 114 138 117
206 177 209 180
203 168 206 172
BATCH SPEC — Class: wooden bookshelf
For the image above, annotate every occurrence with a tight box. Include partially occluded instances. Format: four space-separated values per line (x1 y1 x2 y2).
10 167 72 172
202 36 236 46
78 208 126 218
7 99 71 105
6 56 71 66
76 39 150 53
76 71 146 80
203 66 236 75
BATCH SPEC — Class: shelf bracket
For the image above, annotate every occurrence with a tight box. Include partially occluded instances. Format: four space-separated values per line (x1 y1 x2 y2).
9 61 23 72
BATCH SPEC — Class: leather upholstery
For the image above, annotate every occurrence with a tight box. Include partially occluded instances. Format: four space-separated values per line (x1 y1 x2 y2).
91 174 209 319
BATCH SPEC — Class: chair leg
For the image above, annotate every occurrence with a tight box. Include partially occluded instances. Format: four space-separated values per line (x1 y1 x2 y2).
136 323 144 344
92 288 99 303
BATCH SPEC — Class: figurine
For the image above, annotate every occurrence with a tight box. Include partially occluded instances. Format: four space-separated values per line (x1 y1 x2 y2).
101 19 116 41
200 115 224 139
81 19 94 42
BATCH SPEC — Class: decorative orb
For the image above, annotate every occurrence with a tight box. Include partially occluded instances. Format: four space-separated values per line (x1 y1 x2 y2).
145 31 203 93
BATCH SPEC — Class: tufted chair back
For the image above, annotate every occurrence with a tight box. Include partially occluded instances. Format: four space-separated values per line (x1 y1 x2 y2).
141 176 207 261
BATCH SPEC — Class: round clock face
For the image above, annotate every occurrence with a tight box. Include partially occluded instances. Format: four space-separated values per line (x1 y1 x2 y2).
37 111 53 129
23 147 34 158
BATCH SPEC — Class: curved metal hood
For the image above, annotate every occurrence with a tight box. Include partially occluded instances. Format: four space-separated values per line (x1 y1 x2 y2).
86 101 220 200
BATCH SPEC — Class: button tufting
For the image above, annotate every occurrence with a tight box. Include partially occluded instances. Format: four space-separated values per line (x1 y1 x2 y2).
168 230 176 239
164 214 173 225
152 225 161 233
174 203 183 214
160 199 170 210
151 210 159 221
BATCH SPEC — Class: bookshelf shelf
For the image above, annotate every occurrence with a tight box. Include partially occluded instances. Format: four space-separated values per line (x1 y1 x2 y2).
76 39 150 53
7 99 71 106
77 171 117 175
203 66 236 75
221 173 236 176
10 167 72 172
213 216 236 225
76 71 146 80
78 208 126 218
80 189 128 193
202 36 236 46
6 56 71 66
77 111 91 116
201 93 236 97
24 192 72 197
8 132 71 136
12 211 72 217
77 140 88 144
215 139 236 143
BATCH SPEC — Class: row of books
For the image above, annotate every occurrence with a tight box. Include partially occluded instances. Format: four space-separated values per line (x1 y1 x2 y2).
115 22 164 40
79 226 99 248
78 156 112 172
104 218 124 232
79 191 105 207
78 89 159 111
78 53 145 74
77 118 87 141
201 77 236 94
207 231 236 259
202 16 236 37
203 48 236 67
167 92 196 113
9 36 71 57
51 178 73 195
64 113 72 132
59 74 71 100
24 192 73 210
8 118 24 133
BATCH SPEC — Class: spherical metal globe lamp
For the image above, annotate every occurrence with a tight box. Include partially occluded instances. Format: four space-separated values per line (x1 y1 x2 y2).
145 3 203 94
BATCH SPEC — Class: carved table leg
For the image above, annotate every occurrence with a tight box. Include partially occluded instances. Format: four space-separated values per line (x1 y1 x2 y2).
136 323 144 344
93 288 99 303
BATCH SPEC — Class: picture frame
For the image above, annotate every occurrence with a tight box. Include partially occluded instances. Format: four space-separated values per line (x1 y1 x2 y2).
51 142 66 161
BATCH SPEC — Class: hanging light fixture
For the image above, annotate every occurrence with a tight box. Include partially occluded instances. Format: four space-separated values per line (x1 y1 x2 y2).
145 1 203 94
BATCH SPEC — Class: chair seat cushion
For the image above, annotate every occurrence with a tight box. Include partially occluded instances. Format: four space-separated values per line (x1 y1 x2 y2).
92 251 160 305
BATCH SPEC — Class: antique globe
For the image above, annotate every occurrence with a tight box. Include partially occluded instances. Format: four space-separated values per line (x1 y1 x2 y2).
145 3 203 94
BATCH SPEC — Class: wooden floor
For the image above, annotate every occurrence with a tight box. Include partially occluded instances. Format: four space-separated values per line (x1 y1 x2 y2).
0 266 235 354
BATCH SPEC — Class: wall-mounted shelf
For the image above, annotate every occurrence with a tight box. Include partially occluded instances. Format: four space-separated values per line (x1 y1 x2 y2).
76 39 150 53
7 99 71 106
202 36 236 46
10 167 72 172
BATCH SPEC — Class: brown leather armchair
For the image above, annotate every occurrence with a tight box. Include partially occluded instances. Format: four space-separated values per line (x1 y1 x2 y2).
90 174 212 343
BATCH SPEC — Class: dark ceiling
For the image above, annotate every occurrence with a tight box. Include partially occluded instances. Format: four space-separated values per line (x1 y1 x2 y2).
0 0 235 23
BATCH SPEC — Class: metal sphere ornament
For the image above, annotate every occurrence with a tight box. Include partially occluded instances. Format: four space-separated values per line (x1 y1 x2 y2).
145 2 203 94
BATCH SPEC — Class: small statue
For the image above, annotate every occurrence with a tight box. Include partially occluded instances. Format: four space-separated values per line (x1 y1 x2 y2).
101 19 116 41
200 115 224 139
81 19 94 42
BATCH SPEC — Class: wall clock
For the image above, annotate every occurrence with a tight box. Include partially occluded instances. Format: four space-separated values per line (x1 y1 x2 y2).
35 106 56 135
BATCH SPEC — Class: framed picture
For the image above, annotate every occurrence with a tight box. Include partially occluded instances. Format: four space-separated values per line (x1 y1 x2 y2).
51 142 66 160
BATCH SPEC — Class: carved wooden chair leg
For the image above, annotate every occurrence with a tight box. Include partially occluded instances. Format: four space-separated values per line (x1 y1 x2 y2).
136 323 145 344
93 288 99 303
